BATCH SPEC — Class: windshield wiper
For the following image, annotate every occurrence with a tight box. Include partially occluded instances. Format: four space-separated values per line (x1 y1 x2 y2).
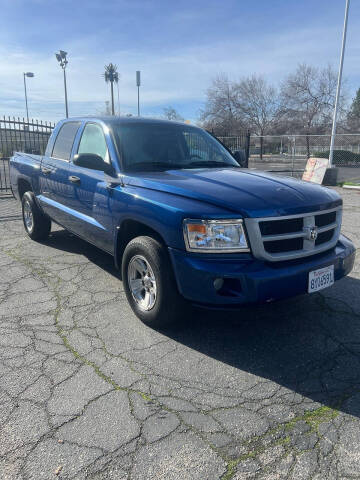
127 162 185 172
127 160 237 172
187 160 236 168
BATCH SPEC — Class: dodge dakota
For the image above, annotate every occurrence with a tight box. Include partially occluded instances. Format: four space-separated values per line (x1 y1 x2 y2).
10 117 356 327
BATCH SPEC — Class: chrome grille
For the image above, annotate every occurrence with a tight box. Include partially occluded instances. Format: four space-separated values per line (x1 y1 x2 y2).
245 206 342 262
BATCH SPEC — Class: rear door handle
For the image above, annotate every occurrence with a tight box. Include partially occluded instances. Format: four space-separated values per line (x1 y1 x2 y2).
69 175 81 184
42 167 52 175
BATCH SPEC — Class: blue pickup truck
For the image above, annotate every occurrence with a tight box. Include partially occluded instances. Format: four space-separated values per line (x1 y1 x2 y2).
10 117 355 327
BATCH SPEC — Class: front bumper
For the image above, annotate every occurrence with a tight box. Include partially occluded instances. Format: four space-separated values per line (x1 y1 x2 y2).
168 234 356 306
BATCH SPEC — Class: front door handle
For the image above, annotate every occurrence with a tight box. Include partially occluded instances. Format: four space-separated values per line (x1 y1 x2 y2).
42 167 52 175
69 175 81 184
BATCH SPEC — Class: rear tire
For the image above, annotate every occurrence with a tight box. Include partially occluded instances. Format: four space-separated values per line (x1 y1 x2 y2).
122 236 188 328
22 191 51 241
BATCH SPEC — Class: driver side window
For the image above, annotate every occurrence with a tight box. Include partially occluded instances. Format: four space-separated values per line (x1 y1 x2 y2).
78 123 110 163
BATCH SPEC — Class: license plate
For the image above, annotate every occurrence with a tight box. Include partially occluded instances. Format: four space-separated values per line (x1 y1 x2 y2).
308 265 334 293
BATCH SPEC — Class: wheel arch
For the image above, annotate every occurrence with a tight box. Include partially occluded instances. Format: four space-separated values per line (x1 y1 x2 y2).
18 178 33 199
114 218 167 270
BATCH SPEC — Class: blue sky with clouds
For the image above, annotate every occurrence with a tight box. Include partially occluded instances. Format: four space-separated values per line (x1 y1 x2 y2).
0 0 359 122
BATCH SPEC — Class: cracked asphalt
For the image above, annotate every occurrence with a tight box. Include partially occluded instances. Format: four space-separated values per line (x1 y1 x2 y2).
0 187 359 480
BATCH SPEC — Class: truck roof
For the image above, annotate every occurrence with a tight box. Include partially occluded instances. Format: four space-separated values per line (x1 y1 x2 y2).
58 116 191 128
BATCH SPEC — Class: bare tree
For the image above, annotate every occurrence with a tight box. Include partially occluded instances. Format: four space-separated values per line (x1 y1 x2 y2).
234 75 281 159
200 74 243 135
200 64 349 153
163 106 184 122
280 63 347 156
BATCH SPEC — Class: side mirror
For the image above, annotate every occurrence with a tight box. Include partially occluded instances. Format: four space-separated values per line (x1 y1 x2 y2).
233 149 248 168
73 153 115 176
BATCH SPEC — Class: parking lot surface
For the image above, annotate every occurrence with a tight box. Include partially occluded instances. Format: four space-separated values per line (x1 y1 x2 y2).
0 188 359 480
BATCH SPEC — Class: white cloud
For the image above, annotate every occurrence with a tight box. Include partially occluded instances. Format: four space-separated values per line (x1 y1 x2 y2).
0 22 359 122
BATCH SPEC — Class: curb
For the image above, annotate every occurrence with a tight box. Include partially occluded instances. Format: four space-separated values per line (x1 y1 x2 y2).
343 185 360 190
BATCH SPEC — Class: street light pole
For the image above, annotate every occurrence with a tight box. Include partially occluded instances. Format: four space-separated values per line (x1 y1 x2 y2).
23 72 34 123
23 74 29 122
63 68 69 119
137 85 140 116
136 71 141 116
329 0 350 168
55 50 69 118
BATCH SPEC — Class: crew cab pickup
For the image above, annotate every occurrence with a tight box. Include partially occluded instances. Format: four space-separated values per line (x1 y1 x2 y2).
10 117 356 327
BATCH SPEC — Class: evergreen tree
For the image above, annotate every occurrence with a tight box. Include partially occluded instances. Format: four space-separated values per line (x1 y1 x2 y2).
347 88 360 131
103 64 119 116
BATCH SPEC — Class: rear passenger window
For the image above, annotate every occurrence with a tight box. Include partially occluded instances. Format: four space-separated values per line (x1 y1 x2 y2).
52 122 81 161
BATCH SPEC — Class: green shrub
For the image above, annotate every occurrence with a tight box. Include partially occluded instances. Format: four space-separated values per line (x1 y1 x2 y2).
314 150 360 166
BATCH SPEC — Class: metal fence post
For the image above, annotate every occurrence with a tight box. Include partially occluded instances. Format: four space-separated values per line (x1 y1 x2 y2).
292 136 296 176
245 130 250 168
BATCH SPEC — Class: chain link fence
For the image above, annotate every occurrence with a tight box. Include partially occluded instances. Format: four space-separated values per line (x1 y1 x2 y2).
220 133 360 182
250 134 360 163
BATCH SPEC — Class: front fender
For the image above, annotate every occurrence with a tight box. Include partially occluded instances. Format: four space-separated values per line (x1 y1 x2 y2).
111 185 234 267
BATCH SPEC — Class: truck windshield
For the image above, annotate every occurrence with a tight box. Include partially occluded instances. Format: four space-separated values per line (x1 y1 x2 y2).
113 123 239 172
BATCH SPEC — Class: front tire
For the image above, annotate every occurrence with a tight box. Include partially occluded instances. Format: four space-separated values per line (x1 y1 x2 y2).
122 236 188 328
22 191 51 240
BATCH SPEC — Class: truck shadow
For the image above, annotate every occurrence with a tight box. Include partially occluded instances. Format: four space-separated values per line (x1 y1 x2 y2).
43 228 360 419
44 229 121 277
168 276 360 419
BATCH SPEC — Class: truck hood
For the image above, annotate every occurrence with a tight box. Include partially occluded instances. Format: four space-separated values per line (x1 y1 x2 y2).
126 168 341 218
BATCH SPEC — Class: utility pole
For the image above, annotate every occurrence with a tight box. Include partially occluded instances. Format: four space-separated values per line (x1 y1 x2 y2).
117 81 120 116
329 0 350 168
110 81 114 116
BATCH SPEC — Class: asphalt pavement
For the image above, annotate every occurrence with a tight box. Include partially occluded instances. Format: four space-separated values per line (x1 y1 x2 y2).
0 187 359 479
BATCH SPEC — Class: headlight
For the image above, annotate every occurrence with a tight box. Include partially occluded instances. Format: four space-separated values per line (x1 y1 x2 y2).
183 219 249 252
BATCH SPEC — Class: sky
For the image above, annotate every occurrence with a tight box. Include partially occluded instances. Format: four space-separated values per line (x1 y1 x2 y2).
0 0 359 123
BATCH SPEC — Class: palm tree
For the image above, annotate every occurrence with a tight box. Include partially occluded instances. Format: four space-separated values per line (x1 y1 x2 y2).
103 63 119 115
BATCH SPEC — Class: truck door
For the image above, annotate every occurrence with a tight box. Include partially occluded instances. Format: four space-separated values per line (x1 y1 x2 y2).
65 122 114 253
39 121 81 227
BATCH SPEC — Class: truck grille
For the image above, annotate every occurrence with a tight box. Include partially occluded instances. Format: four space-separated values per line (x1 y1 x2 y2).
245 207 342 262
